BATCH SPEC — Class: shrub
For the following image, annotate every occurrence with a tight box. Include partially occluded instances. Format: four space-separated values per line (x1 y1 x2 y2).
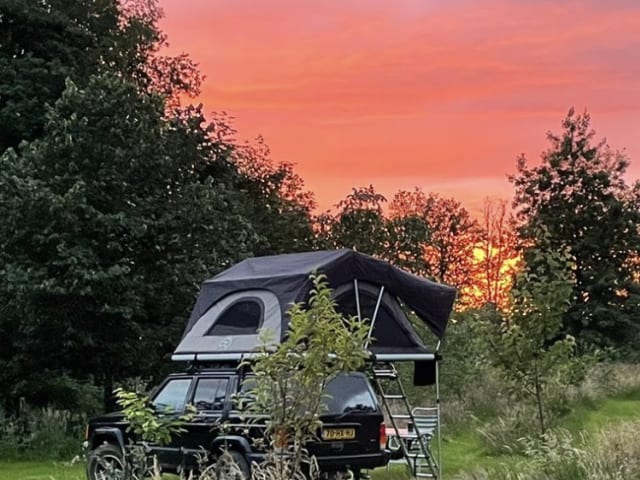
476 404 540 455
0 404 83 460
242 273 369 478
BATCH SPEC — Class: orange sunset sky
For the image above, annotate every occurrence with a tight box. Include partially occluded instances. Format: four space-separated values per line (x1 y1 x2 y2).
158 0 640 214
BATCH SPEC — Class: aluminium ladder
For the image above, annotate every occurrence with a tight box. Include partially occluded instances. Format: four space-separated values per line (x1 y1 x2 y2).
371 363 441 479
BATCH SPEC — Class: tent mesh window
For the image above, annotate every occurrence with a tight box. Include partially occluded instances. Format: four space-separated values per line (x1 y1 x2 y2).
205 298 264 336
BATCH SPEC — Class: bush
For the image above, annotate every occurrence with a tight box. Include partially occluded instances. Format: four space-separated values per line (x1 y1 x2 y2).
0 404 84 460
477 404 541 455
11 373 102 415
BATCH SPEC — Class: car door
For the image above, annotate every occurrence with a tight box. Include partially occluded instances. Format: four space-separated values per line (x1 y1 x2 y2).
177 375 232 468
149 377 194 468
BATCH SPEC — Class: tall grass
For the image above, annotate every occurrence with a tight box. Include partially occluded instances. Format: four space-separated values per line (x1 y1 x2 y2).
0 404 84 460
456 420 640 480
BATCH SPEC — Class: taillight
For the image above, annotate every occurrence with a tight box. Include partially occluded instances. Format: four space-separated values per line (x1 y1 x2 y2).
379 422 387 450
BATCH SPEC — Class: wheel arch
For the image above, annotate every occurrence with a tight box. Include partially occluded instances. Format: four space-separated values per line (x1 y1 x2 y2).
90 427 126 452
210 435 252 457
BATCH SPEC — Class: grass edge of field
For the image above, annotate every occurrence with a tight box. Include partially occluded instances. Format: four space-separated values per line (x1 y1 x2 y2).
2 387 640 480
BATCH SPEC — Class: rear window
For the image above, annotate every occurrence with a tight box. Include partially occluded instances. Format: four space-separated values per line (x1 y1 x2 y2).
238 373 377 415
323 374 377 415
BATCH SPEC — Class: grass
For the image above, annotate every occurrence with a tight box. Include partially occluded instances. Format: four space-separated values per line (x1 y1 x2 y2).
563 387 640 434
2 387 640 480
0 461 84 480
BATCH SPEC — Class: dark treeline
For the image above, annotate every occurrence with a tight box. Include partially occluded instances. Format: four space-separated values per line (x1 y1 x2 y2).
1 0 638 414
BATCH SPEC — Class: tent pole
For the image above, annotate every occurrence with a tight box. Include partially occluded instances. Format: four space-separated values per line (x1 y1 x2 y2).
364 286 385 349
354 279 362 321
436 342 442 478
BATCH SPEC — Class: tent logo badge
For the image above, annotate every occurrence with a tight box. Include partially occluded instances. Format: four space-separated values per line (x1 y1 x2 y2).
219 336 233 350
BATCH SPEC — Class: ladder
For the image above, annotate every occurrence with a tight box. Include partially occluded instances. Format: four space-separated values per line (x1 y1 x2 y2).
371 363 440 479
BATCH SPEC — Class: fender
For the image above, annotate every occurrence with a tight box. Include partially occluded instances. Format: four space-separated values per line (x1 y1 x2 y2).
92 427 126 452
211 435 253 455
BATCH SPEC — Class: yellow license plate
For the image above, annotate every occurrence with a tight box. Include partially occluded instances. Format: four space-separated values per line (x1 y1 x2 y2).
322 428 356 441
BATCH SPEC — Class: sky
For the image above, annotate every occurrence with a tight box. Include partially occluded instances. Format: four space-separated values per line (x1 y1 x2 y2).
158 0 640 214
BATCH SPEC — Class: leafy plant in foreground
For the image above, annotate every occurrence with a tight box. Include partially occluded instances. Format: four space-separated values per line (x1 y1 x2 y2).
243 273 370 478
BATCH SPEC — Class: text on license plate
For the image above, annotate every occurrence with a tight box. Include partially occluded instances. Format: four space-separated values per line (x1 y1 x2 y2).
322 428 356 440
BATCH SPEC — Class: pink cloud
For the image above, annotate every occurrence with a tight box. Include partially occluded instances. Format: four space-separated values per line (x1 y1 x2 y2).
159 0 640 212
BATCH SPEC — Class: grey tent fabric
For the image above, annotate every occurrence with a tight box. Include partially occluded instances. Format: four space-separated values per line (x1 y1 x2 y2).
180 250 456 355
174 290 282 359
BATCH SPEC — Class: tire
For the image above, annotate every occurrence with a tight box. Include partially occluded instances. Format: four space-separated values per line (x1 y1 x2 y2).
215 450 250 480
87 443 125 480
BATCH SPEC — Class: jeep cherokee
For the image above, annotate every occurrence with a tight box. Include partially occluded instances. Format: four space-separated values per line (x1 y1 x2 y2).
85 367 390 479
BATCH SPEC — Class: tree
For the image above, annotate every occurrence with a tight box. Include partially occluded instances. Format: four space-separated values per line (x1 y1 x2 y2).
385 215 431 276
387 188 432 276
0 76 258 409
389 187 428 218
245 274 369 478
473 198 520 310
0 0 200 152
486 242 581 435
422 194 480 292
233 134 316 255
390 189 480 304
318 185 390 257
510 108 640 348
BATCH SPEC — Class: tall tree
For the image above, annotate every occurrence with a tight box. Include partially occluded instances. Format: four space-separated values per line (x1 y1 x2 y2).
422 194 479 293
474 198 519 310
510 109 640 348
0 0 319 410
319 185 389 257
233 134 316 255
387 188 432 276
390 188 480 302
0 76 258 409
486 242 580 435
0 0 200 152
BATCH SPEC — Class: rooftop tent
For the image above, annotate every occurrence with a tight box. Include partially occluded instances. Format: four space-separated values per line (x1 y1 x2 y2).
172 249 457 362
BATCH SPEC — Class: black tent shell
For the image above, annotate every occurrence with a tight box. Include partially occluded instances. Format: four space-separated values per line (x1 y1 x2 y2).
173 249 457 362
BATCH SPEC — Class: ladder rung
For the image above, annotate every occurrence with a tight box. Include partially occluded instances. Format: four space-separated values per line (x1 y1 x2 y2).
373 371 397 378
383 394 404 399
391 414 411 419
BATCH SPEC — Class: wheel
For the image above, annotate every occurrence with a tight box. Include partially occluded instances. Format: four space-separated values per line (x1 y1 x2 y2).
325 471 356 480
215 450 250 480
87 443 125 480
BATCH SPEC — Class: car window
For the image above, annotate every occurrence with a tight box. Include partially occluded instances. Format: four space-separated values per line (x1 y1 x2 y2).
192 378 229 411
152 378 192 412
323 374 377 414
238 373 377 415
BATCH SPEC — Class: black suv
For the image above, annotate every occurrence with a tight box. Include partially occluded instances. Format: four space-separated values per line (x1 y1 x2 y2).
85 367 390 479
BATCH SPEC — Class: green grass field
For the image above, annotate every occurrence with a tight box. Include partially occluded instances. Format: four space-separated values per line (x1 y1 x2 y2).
3 387 639 480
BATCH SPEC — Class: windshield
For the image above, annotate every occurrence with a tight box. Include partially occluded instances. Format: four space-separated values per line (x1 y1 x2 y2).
152 378 191 412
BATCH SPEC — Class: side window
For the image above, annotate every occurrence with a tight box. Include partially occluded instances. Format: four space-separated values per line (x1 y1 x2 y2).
192 378 229 411
206 298 264 336
152 379 192 412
